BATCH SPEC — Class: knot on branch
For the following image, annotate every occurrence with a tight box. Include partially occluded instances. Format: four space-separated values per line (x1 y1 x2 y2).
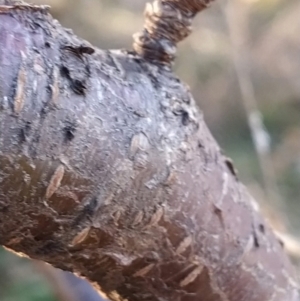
133 0 213 66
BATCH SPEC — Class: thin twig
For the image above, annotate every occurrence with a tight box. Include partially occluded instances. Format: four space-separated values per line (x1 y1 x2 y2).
133 0 215 65
224 0 283 213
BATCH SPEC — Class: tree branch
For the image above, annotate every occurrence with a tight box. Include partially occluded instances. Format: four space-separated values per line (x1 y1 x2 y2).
133 0 215 65
0 2 298 301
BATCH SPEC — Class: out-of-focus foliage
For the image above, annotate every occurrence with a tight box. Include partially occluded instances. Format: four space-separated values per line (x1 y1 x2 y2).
0 0 299 300
0 248 55 301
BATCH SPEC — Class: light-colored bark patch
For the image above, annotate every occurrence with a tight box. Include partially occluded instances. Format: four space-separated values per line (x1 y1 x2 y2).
45 165 65 199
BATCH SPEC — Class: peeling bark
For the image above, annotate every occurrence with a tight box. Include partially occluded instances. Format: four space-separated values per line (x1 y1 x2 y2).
0 2 299 301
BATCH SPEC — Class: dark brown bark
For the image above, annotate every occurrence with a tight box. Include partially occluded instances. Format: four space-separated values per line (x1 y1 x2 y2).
0 2 298 301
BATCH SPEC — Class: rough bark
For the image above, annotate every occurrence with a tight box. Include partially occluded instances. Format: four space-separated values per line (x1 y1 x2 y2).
0 2 298 301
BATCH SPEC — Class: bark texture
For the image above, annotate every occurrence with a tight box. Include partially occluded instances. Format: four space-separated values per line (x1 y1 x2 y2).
0 2 299 301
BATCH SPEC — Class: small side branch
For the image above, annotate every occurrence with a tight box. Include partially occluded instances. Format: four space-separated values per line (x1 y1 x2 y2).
133 0 215 66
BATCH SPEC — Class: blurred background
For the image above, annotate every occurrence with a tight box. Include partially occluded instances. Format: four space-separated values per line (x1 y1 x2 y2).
0 0 299 300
